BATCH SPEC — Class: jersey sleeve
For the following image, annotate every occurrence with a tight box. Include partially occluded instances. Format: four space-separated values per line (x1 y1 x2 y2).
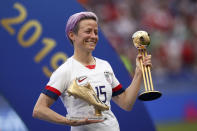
106 62 125 97
42 63 70 100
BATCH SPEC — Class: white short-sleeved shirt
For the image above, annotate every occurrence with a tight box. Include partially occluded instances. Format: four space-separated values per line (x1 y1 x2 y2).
42 57 125 131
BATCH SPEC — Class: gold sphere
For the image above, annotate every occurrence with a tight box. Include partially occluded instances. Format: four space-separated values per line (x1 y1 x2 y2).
132 31 150 49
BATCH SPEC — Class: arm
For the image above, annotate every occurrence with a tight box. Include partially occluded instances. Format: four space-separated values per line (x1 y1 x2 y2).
32 93 103 126
112 54 151 111
32 93 67 125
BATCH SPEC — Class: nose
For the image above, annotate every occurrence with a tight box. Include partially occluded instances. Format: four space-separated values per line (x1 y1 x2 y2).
90 31 98 39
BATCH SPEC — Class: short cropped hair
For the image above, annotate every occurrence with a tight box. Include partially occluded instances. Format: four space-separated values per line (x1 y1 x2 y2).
65 11 98 44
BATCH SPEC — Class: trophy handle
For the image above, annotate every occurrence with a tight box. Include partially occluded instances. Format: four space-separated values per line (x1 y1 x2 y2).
138 49 162 101
139 50 148 92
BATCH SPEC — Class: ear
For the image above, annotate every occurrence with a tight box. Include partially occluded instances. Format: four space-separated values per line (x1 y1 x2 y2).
68 31 75 42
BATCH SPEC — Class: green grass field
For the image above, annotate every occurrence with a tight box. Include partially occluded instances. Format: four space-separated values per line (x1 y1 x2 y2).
156 121 197 131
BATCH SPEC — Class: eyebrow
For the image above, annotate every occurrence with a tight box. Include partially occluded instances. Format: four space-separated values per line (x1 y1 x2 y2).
83 27 98 30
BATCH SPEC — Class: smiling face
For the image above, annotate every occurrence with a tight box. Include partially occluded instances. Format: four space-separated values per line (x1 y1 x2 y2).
69 19 98 53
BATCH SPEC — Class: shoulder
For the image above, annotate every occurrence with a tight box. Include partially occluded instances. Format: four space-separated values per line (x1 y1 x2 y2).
95 57 112 70
95 57 114 73
95 57 110 66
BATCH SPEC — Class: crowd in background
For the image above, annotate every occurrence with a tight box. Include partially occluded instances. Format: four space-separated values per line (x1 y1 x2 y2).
78 0 197 77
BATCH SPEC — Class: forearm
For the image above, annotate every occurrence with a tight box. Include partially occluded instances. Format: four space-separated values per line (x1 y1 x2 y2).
33 97 67 125
33 105 67 125
124 67 142 110
113 67 142 111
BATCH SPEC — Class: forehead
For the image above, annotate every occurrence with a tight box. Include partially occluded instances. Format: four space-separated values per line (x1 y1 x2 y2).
78 19 98 30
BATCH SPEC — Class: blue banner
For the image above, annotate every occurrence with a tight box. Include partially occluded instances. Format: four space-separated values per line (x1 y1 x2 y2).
0 0 155 130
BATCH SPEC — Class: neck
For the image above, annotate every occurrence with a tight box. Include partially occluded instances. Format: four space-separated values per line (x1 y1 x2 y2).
73 50 95 66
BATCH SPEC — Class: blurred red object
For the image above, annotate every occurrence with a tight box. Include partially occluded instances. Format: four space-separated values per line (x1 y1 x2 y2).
184 101 197 122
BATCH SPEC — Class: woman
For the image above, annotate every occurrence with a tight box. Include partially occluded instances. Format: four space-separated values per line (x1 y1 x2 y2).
33 11 152 131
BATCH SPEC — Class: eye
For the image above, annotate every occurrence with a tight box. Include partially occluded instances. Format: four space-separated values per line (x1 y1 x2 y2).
85 30 91 34
94 30 98 35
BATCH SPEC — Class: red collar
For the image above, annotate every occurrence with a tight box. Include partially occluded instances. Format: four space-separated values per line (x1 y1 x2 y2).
86 65 96 69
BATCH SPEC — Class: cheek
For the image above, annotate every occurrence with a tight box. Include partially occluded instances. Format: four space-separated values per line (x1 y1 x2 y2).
80 34 90 40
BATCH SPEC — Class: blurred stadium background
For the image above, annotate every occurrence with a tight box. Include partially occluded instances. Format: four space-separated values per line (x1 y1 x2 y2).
1 0 197 130
79 0 197 131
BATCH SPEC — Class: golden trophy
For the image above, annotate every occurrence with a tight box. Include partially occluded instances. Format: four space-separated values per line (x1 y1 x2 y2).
132 31 162 101
66 77 109 120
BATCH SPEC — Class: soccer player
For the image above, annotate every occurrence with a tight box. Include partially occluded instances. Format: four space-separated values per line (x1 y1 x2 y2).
32 11 152 131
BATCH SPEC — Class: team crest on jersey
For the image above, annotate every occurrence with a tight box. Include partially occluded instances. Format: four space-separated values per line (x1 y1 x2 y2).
104 71 112 84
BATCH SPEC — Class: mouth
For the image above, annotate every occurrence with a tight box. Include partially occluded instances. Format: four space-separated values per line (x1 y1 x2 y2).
84 40 97 45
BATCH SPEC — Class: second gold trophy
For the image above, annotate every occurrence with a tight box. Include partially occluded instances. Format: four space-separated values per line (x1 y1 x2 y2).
132 31 162 101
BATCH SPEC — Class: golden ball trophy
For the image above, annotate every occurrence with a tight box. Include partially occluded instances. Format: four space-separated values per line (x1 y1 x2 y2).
132 31 162 101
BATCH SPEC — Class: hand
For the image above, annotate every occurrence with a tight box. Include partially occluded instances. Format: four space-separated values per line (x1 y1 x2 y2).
136 54 152 71
143 54 152 68
66 118 104 126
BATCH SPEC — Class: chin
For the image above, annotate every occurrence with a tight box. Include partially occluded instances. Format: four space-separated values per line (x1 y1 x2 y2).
89 48 95 52
87 47 95 52
88 45 96 50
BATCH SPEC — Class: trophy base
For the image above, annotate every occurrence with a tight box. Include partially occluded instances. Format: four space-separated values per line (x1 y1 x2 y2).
66 115 106 121
138 91 162 101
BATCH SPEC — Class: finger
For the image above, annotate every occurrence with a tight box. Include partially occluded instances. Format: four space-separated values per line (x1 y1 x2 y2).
85 119 104 124
143 59 151 64
70 118 104 126
143 55 151 64
137 54 143 59
143 56 150 61
144 55 151 60
145 63 152 67
82 118 104 124
143 61 152 66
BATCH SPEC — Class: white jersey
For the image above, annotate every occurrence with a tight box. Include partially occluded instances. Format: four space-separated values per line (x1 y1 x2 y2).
42 57 125 131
